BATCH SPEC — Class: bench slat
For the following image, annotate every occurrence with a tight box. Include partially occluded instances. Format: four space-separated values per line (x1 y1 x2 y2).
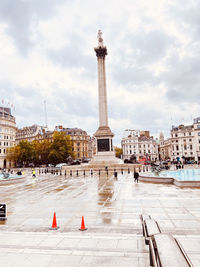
154 234 190 267
145 219 160 237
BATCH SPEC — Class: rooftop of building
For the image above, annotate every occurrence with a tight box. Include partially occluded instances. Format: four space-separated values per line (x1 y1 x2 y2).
171 124 193 131
56 126 88 136
0 107 15 122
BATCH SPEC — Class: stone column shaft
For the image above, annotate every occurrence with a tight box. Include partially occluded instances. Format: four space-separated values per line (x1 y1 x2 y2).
98 57 108 127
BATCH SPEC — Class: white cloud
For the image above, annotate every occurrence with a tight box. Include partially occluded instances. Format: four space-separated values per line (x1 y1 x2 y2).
0 0 200 145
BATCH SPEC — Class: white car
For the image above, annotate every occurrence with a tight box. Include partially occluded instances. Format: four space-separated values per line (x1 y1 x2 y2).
55 163 67 168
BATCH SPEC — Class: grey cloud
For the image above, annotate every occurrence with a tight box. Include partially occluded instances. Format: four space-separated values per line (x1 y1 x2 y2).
132 30 174 64
0 0 67 55
111 65 158 86
162 54 200 103
168 2 200 38
110 30 174 86
47 34 96 77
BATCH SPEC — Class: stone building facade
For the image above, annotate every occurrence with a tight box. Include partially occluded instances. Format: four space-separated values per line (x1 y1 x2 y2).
16 125 47 144
0 107 16 168
16 125 90 161
121 129 159 161
158 132 171 161
170 118 200 162
59 127 89 160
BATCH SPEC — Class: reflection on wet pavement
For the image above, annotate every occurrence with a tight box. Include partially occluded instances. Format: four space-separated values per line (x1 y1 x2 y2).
1 170 200 266
0 170 199 235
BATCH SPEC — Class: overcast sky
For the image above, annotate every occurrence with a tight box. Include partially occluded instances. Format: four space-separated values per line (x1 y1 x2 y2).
0 0 200 145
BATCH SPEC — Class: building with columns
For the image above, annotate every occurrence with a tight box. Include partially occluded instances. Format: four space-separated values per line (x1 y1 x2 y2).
0 107 16 169
58 127 89 160
158 132 171 161
158 117 200 163
121 129 159 161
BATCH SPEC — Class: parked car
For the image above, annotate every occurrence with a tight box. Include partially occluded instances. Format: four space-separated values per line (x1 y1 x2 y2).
185 160 196 164
70 160 81 165
55 163 67 168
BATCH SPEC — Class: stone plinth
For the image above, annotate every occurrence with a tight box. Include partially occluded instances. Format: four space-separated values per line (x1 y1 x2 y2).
89 151 122 165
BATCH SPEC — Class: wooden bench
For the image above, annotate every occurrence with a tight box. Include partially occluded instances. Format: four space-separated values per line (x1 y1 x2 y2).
149 233 193 267
141 215 161 245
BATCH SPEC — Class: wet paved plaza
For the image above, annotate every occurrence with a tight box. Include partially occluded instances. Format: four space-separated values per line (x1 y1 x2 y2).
1 170 200 266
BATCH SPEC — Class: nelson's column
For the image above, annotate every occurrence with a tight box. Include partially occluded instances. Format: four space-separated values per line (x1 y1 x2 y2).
90 30 121 164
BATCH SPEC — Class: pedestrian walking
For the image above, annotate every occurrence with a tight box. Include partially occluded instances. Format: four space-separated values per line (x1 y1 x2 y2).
134 171 139 183
32 168 36 178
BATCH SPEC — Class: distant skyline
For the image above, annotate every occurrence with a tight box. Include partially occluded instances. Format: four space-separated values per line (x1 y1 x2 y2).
0 0 200 146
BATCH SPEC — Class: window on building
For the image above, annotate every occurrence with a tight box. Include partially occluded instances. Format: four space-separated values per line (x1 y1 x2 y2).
183 139 186 142
130 150 132 154
191 152 193 155
184 133 186 136
189 139 192 142
0 149 1 153
176 145 179 150
3 149 5 153
189 132 191 136
190 145 192 150
197 125 200 129
175 134 178 137
184 145 187 150
198 132 200 136
177 152 179 155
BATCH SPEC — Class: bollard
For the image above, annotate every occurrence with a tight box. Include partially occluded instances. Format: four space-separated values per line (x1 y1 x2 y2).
45 169 47 174
65 170 66 176
39 169 40 175
107 170 108 176
42 169 43 174
139 168 141 172
70 170 72 176
77 170 78 176
91 169 93 176
60 171 62 176
83 170 85 176
143 167 145 172
99 169 100 175
128 168 130 174
114 171 118 178
121 168 123 174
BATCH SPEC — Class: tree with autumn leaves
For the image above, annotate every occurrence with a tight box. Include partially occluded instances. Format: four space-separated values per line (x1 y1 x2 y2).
7 131 74 167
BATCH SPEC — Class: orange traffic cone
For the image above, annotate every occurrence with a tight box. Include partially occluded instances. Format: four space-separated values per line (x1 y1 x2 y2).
49 212 59 230
79 216 87 231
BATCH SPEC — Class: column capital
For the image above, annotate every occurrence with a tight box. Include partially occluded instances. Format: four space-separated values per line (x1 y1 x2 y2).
94 47 107 58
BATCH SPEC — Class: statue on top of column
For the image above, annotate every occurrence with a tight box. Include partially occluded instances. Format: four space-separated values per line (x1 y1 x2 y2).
97 30 104 47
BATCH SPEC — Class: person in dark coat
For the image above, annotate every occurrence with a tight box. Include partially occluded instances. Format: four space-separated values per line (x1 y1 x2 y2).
134 171 139 183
